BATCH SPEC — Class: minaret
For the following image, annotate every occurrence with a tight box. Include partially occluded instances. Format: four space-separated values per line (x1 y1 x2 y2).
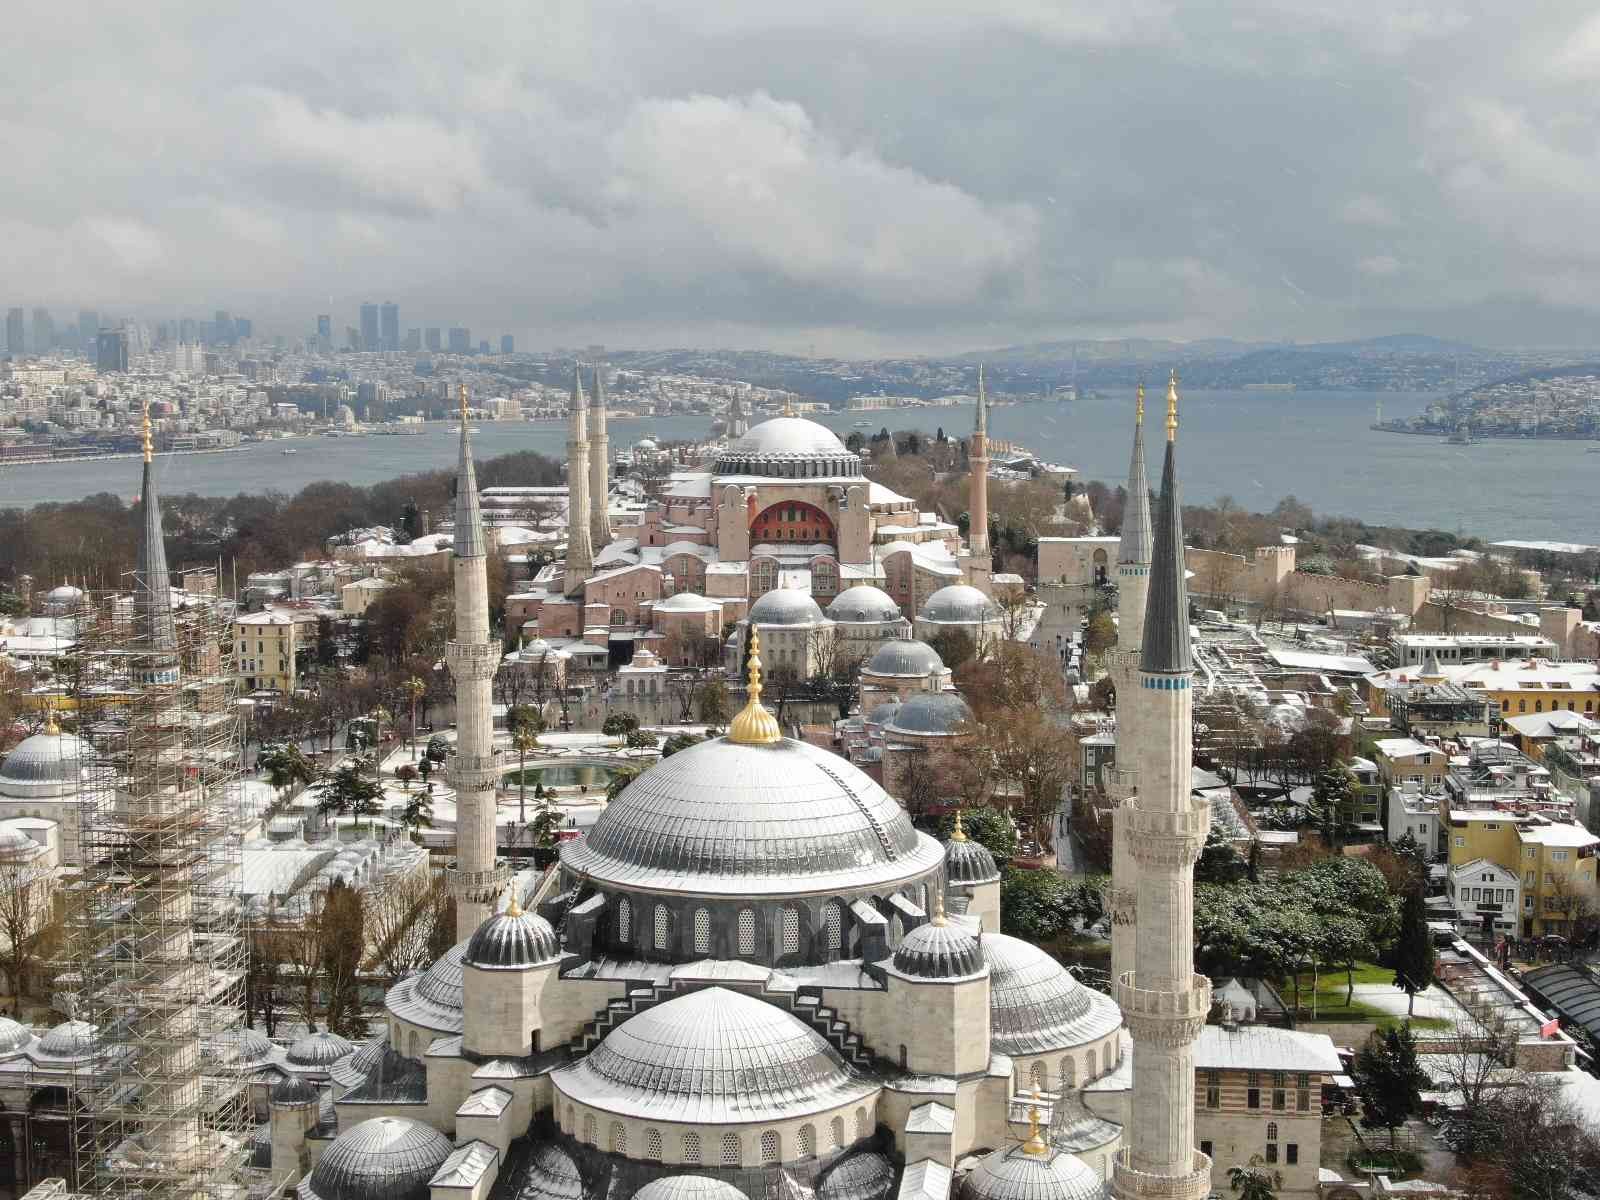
563 365 594 597
1107 383 1153 987
589 364 612 549
1113 372 1211 1200
446 384 506 939
136 400 178 683
967 366 992 589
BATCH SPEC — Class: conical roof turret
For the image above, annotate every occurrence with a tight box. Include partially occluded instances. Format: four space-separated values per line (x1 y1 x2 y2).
569 365 588 439
453 385 486 559
1117 383 1152 566
1139 372 1191 674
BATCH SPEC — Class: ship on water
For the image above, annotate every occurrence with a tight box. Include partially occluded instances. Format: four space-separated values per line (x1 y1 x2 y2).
1243 381 1297 391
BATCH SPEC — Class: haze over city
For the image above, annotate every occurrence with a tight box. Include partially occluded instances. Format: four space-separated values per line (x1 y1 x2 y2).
10 1 1600 354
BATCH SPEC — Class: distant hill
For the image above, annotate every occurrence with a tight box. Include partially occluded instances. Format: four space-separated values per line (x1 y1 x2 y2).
1290 333 1481 356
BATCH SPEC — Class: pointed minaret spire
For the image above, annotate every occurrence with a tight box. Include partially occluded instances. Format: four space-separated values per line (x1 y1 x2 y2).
454 384 486 559
968 365 991 568
975 364 987 437
563 364 594 596
588 364 612 548
1118 382 1153 567
1141 370 1191 674
135 398 177 666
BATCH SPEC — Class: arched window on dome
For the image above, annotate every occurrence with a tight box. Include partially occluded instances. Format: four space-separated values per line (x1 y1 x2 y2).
1087 1048 1098 1078
653 904 672 952
737 908 756 957
682 1132 701 1164
616 896 633 946
721 1133 741 1166
1060 1057 1076 1089
824 901 843 955
855 1107 870 1138
1030 1062 1046 1093
781 908 800 958
693 908 711 954
830 1116 845 1149
798 1124 816 1158
760 1130 780 1164
646 1128 663 1161
566 1105 576 1133
610 1123 626 1155
583 1114 596 1145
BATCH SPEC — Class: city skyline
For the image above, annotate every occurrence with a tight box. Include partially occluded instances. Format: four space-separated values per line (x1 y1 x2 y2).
5 3 1600 355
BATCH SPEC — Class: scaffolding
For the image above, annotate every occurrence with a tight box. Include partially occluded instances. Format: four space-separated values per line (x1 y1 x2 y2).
57 567 252 1200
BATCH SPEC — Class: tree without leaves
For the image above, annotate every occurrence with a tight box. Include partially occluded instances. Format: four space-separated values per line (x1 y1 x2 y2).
364 872 450 988
0 854 60 1002
320 882 367 1040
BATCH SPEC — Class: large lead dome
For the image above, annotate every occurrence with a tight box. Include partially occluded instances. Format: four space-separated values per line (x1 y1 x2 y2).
714 417 861 477
561 735 942 895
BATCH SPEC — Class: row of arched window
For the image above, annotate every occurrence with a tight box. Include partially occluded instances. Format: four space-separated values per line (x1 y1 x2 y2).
565 1104 873 1164
716 456 859 478
1020 1038 1123 1095
611 896 846 958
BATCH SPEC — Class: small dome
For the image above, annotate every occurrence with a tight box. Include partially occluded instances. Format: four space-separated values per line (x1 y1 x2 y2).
634 1178 749 1200
891 921 984 979
919 584 1002 624
748 589 827 627
520 1143 583 1200
827 586 902 623
963 1144 1103 1200
0 824 41 859
331 1032 391 1091
554 987 874 1122
46 585 83 602
0 1016 33 1055
271 1075 318 1106
286 1029 354 1068
385 940 468 1033
818 1151 895 1200
945 835 1001 885
864 700 902 729
655 592 721 613
0 731 87 794
301 1116 454 1200
215 1027 275 1066
465 907 560 970
983 934 1121 1056
863 639 944 678
886 692 973 737
37 1020 97 1059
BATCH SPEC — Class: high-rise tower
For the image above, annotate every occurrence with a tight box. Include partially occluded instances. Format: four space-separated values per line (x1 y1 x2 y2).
563 366 594 597
967 366 992 591
445 384 506 939
1107 383 1154 988
1113 372 1211 1200
589 364 612 549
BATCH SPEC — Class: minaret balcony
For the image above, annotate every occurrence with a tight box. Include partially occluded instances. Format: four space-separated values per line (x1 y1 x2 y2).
1124 797 1208 868
1114 972 1211 1047
1104 766 1138 797
1107 884 1137 927
449 863 511 902
446 640 502 681
451 752 501 792
1111 1148 1212 1200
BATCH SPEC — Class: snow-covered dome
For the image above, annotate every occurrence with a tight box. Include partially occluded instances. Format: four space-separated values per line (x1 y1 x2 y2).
891 920 985 980
299 1116 454 1200
0 823 43 860
35 1020 97 1060
728 417 846 458
286 1029 354 1068
655 592 722 613
0 730 87 797
983 934 1122 1057
464 906 561 970
0 1016 33 1056
748 589 828 627
818 1151 896 1200
826 586 903 623
919 584 1002 625
553 987 875 1122
385 939 467 1033
945 825 1001 884
963 1142 1104 1200
886 692 973 737
863 639 944 678
864 700 902 730
634 1177 749 1200
715 417 861 477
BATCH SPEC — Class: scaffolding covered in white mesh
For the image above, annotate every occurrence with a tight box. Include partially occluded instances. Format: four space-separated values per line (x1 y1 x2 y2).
61 569 252 1199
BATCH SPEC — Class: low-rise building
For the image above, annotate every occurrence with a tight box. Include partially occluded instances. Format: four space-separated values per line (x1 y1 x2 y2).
1448 858 1522 939
234 608 317 694
1373 737 1448 791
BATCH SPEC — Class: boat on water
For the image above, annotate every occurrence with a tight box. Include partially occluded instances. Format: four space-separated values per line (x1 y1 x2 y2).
281 448 297 455
851 420 872 428
1444 422 1477 446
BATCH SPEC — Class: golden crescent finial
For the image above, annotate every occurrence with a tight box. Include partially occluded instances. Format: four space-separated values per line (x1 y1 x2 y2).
506 880 522 918
783 395 796 419
1135 382 1145 426
727 627 782 745
1166 370 1179 442
43 698 60 737
931 888 947 927
950 809 968 843
142 400 153 464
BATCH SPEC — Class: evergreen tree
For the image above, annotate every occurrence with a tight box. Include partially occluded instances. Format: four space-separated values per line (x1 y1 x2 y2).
1392 883 1436 1016
1353 1024 1427 1147
1228 1159 1280 1200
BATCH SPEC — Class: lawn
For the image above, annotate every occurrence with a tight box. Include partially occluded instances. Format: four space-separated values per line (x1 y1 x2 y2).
1281 961 1450 1032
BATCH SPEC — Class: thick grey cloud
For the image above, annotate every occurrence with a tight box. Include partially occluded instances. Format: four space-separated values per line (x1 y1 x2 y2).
4 0 1597 351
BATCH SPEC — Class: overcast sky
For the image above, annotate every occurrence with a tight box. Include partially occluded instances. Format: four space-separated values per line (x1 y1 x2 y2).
6 1 1599 354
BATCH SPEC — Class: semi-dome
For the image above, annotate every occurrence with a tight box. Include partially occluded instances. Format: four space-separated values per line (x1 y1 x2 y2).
286 1029 354 1068
919 584 1002 624
655 592 721 613
0 730 87 796
385 939 467 1033
886 692 973 737
983 933 1121 1056
300 1116 454 1200
945 830 1001 884
748 589 828 627
561 735 943 895
519 1142 583 1200
827 586 903 623
553 986 875 1122
331 1032 390 1091
863 639 944 678
634 1178 749 1200
817 1150 896 1200
0 1016 32 1056
465 905 560 969
963 1143 1103 1200
36 1020 97 1060
891 921 984 980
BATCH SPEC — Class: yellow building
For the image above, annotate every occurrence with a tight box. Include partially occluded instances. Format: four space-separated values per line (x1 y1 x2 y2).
1443 804 1598 938
340 576 395 616
234 609 314 694
1366 660 1600 724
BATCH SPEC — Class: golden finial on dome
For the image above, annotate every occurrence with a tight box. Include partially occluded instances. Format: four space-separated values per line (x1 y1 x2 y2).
1022 1095 1048 1155
142 400 153 464
728 629 782 746
950 809 968 843
1166 370 1179 442
42 698 60 737
783 394 796 418
505 881 522 918
1135 380 1145 427
930 888 947 928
